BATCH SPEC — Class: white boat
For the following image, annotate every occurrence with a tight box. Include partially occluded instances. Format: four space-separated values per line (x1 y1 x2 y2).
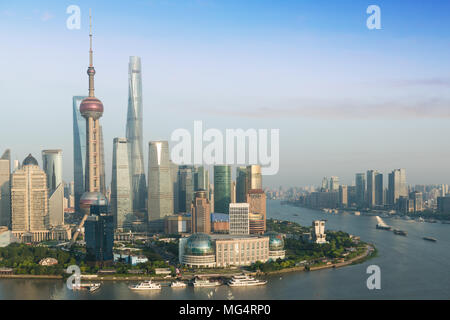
129 280 161 291
228 275 267 287
171 281 187 288
193 278 221 287
73 282 101 292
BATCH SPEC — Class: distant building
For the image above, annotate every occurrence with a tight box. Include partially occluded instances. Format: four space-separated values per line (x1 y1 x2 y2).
211 213 229 234
165 214 191 234
375 173 384 207
191 190 211 234
247 189 267 233
437 196 450 215
312 220 327 244
229 203 249 235
249 213 265 235
329 176 339 191
366 170 378 208
72 96 87 213
170 161 179 214
388 169 407 207
246 165 262 190
409 191 423 213
42 150 63 194
236 167 247 203
355 173 366 207
178 166 194 213
111 138 133 231
214 165 232 214
0 150 11 227
148 141 174 232
339 185 348 208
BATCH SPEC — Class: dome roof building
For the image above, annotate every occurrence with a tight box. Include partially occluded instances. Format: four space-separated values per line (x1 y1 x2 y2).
22 154 39 167
185 233 214 256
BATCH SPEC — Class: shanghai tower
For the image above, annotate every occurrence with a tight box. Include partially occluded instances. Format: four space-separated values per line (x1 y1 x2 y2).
126 56 147 213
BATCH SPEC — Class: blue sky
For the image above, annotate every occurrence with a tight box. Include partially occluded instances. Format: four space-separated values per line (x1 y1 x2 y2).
0 0 450 188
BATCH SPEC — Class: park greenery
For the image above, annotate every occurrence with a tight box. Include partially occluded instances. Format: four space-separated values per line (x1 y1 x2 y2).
247 219 369 273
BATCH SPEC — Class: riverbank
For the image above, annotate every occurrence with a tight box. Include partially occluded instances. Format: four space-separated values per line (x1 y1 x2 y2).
260 244 375 275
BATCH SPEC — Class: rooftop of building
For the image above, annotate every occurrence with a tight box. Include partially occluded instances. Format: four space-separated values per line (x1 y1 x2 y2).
210 234 269 241
248 189 265 194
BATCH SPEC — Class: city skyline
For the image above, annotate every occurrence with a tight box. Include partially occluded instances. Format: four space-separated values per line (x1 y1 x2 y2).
1 0 450 188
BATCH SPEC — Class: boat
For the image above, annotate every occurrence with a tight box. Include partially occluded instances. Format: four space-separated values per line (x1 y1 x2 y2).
192 278 221 287
228 275 267 287
393 229 407 236
423 237 437 242
129 280 161 290
73 282 101 292
171 281 187 288
376 224 391 230
293 214 299 217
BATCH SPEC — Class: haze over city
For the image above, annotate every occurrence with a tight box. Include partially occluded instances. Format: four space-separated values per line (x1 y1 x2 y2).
1 0 450 188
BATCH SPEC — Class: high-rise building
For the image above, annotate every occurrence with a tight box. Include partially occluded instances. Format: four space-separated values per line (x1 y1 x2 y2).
72 95 87 213
148 141 173 231
321 177 329 191
214 165 232 214
312 220 327 244
247 189 267 233
339 185 348 208
231 181 236 203
111 138 132 230
246 165 262 190
388 169 407 207
42 150 63 193
191 190 211 234
195 166 210 196
355 173 366 207
329 176 339 191
409 191 423 213
98 125 106 196
375 172 384 207
170 161 179 214
236 167 247 203
48 183 64 227
11 155 49 241
178 166 194 213
366 170 377 208
126 56 147 213
0 150 11 227
229 203 250 235
85 205 114 264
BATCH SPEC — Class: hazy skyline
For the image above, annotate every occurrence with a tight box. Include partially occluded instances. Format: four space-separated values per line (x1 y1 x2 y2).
0 0 449 188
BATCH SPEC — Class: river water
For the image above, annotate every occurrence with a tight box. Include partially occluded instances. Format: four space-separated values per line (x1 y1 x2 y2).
1 201 449 300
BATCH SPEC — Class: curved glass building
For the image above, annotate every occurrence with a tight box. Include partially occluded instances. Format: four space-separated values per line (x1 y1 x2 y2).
126 56 147 213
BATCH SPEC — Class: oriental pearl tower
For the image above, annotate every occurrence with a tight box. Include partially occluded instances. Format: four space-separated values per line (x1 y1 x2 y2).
72 12 107 244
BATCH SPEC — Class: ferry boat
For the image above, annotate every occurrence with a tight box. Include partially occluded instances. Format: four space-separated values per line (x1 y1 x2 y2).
376 224 391 230
192 278 221 287
129 281 161 291
73 283 101 292
171 281 187 288
423 237 437 242
393 229 407 236
228 275 267 287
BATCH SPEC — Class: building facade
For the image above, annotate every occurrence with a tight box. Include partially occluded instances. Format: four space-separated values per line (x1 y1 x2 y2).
247 189 267 233
191 190 211 234
229 203 250 235
72 96 87 213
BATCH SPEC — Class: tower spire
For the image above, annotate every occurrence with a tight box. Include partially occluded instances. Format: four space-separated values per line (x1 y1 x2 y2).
88 8 95 97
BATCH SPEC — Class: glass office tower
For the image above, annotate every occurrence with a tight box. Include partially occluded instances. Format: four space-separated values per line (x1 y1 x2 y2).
42 150 63 193
214 165 232 214
72 96 87 213
111 138 132 230
126 56 147 213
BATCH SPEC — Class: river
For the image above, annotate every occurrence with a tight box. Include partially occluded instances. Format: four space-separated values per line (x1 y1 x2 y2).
1 200 449 300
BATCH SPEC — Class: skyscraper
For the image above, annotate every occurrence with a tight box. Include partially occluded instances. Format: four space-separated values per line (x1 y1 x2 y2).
148 141 174 231
366 170 377 208
126 56 147 213
355 173 366 207
247 189 267 233
11 155 49 242
388 169 407 207
191 190 211 234
236 167 247 203
170 161 179 214
0 150 11 227
72 96 87 213
42 150 63 193
178 166 194 213
339 185 348 208
246 165 262 190
214 165 232 214
375 172 384 207
195 166 210 197
111 138 132 230
85 204 114 264
329 176 339 191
